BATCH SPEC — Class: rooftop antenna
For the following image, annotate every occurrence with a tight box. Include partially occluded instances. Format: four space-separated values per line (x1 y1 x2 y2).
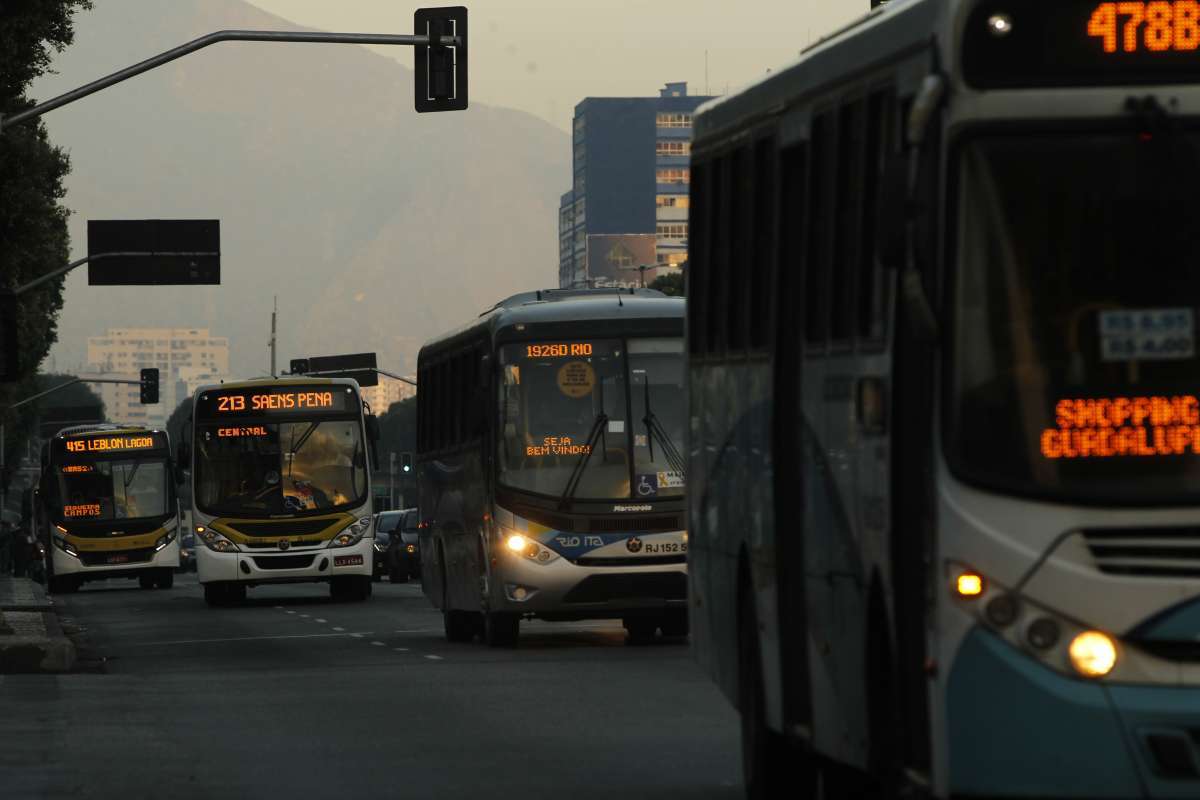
705 50 709 96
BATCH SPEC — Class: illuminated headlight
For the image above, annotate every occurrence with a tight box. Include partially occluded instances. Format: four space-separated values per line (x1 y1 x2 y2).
53 536 78 557
329 517 372 549
156 523 179 550
503 531 559 565
406 544 416 553
373 541 388 553
200 529 240 553
948 561 1120 680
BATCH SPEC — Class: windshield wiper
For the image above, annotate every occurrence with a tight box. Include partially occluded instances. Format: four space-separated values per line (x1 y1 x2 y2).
122 461 141 489
287 422 319 478
558 413 608 510
641 378 686 478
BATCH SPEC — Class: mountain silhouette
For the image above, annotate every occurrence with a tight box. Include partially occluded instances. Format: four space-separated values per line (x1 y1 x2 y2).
33 0 568 377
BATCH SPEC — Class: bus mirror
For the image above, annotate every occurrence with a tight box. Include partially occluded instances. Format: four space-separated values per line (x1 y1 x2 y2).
365 414 382 442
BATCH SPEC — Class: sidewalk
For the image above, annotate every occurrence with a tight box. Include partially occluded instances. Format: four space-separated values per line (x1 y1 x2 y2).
0 575 76 673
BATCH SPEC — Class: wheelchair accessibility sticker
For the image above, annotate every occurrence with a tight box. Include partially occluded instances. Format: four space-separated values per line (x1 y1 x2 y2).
635 474 659 497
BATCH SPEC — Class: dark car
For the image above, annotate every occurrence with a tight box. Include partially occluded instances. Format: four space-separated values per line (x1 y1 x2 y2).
378 508 420 582
371 512 396 581
177 532 197 573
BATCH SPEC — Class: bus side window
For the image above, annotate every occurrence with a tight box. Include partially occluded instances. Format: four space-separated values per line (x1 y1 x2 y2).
708 154 732 356
728 145 751 353
859 88 896 345
806 112 834 348
750 136 777 353
688 159 711 358
832 98 866 345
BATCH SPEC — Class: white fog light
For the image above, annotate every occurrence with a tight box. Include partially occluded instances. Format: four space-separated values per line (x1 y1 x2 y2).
1069 631 1117 678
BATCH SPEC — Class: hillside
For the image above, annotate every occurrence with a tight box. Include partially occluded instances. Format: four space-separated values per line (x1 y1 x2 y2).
33 0 569 376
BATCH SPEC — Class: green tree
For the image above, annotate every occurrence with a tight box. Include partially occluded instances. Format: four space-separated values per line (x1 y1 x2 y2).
377 397 417 508
649 272 685 297
0 1 93 504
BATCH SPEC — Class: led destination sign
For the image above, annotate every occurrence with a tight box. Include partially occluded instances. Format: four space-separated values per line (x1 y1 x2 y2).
527 343 594 359
964 0 1200 88
1041 394 1200 459
197 387 353 419
65 435 159 454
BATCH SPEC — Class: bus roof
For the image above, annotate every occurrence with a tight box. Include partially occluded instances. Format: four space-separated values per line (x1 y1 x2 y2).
192 376 361 395
419 288 685 360
52 423 165 441
693 0 944 144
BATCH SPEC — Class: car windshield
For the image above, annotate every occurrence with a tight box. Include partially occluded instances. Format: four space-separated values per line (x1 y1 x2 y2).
947 131 1200 503
497 337 685 501
194 420 367 517
57 460 169 522
376 513 402 533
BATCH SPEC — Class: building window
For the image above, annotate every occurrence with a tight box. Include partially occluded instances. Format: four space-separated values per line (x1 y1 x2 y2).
656 252 688 266
656 168 690 185
656 223 688 239
656 140 692 157
656 112 692 128
656 195 690 209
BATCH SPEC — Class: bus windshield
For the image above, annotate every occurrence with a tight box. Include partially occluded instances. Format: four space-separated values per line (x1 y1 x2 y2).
194 420 367 517
948 131 1200 503
497 337 685 501
57 460 169 522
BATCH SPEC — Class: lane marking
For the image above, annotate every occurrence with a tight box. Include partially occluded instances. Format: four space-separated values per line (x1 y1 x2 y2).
274 605 283 610
393 648 409 652
299 614 310 619
371 641 385 647
315 618 327 623
424 655 443 661
285 610 296 615
126 632 376 647
332 626 345 632
394 629 439 634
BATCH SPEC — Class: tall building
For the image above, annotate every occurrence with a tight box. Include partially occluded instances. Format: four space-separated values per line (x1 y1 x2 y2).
360 375 417 415
86 328 230 429
558 81 714 289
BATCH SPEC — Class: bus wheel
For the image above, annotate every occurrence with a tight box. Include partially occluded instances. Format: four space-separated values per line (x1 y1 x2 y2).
738 582 798 799
139 574 156 590
483 610 519 647
203 583 226 606
624 617 657 646
156 569 174 590
443 608 474 642
660 609 689 639
49 574 78 595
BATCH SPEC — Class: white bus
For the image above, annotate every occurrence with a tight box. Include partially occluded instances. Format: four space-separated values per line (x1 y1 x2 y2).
418 289 688 647
37 424 181 593
688 1 1200 797
185 378 381 606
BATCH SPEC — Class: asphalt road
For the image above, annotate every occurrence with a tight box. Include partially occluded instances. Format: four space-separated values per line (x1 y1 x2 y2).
0 573 741 800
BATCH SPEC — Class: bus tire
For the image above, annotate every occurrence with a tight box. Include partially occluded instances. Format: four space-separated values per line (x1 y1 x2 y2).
49 574 77 595
661 609 689 638
624 617 657 646
139 574 156 590
156 569 174 590
204 583 226 606
483 610 519 648
738 580 797 799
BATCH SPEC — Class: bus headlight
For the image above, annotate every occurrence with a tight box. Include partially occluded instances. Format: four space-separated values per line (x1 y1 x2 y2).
329 517 371 549
155 523 179 551
199 529 239 553
1069 631 1118 678
53 536 78 557
503 531 558 564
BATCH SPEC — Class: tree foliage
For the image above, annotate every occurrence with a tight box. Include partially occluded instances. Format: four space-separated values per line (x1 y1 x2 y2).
649 272 685 297
0 1 93 499
378 397 417 461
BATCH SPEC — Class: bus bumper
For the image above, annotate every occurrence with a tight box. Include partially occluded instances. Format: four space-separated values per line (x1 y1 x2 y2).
197 539 373 585
489 555 688 620
947 627 1200 799
52 538 180 580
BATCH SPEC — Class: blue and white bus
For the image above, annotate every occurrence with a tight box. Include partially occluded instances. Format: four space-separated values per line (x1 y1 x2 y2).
418 288 688 647
688 0 1200 796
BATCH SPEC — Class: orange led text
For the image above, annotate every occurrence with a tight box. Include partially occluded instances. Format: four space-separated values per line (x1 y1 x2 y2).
1042 395 1200 459
1088 2 1200 53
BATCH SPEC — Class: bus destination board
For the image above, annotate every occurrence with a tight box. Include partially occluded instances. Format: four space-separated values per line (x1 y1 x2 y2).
64 434 162 454
964 0 1200 88
197 386 354 419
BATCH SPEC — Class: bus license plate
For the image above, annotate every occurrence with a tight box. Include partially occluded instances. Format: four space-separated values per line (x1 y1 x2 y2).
107 554 130 564
334 555 363 567
643 542 686 555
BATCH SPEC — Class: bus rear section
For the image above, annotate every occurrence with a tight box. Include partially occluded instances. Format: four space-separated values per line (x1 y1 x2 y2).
418 289 688 647
40 425 181 593
188 379 379 606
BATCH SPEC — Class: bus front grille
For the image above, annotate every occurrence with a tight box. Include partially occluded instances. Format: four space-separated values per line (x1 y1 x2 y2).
251 555 316 570
562 572 687 604
79 548 156 567
1082 527 1200 578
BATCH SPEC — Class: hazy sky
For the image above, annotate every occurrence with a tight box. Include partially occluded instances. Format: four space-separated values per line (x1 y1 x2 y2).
248 0 864 131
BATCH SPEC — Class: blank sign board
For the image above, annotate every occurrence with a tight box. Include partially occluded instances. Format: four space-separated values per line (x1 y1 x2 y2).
88 220 220 285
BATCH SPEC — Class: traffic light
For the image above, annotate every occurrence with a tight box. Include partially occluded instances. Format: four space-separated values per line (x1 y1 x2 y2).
401 452 413 474
139 368 159 404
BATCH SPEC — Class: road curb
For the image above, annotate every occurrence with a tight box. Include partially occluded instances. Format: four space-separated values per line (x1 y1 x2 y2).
0 577 78 673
